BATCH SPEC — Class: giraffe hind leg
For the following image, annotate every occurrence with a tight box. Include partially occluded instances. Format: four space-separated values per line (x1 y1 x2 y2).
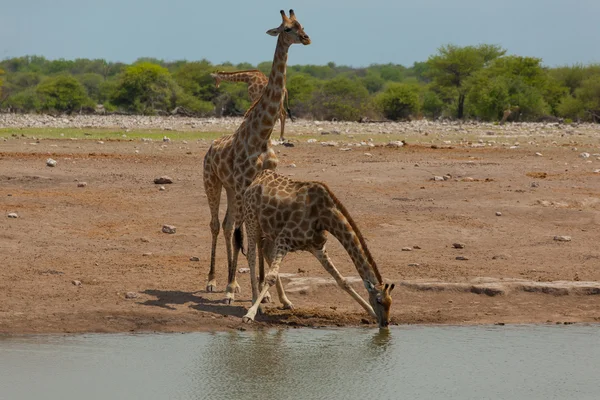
223 188 240 304
258 237 272 304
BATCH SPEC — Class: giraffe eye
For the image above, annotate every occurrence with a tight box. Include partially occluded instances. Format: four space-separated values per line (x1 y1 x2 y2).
284 27 292 33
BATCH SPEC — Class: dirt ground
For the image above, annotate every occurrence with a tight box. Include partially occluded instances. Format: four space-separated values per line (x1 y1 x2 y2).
1 122 600 333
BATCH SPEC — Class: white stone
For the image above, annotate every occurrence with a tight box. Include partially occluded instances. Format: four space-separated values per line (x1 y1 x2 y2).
553 235 571 242
387 141 405 148
162 225 176 234
46 158 57 167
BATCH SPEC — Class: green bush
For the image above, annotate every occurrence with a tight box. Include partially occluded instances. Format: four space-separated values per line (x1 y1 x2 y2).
4 87 41 112
77 73 104 101
112 62 178 114
175 92 214 116
311 77 371 121
421 89 444 118
576 76 600 120
556 95 585 120
286 73 319 115
36 75 91 113
376 83 420 120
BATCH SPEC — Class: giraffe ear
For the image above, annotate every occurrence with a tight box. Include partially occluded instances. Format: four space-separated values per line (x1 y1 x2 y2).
266 28 280 36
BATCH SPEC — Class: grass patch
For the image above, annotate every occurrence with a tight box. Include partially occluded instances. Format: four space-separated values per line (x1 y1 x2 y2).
0 127 227 141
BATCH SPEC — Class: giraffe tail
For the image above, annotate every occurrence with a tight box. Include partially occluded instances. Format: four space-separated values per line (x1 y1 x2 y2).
234 226 246 256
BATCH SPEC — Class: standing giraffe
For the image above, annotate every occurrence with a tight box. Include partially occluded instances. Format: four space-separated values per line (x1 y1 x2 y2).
202 10 310 303
238 169 395 328
210 70 293 141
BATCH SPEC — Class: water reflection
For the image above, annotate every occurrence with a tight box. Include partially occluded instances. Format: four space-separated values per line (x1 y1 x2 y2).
1 325 599 400
193 328 394 399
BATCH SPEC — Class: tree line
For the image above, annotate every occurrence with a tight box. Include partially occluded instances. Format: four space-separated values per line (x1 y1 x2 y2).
0 44 599 122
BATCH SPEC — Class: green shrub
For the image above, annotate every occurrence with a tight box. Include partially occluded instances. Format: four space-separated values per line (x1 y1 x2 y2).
376 83 420 120
5 87 41 112
310 77 371 121
36 75 91 113
112 62 178 114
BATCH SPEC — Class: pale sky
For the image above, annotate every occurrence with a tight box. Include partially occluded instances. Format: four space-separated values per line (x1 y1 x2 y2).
1 0 598 67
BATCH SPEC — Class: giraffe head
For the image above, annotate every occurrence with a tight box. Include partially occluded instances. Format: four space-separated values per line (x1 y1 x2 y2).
210 72 221 88
365 282 395 329
266 9 311 45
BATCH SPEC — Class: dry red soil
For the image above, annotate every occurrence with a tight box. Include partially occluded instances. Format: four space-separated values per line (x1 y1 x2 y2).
1 132 600 333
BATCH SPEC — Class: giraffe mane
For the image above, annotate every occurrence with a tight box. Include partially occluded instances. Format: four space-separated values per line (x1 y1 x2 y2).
318 182 383 284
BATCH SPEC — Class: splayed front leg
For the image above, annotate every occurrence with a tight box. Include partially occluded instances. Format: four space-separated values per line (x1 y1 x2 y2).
312 248 376 319
243 254 285 323
276 275 293 309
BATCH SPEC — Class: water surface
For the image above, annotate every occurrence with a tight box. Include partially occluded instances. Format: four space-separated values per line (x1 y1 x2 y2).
1 325 599 400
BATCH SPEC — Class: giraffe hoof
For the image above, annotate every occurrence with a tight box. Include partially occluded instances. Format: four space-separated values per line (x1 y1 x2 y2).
227 283 241 295
224 297 234 305
282 304 294 310
206 281 217 292
242 316 253 324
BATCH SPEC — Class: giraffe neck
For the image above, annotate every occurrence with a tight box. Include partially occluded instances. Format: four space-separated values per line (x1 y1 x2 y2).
242 35 290 141
214 70 265 85
319 187 382 286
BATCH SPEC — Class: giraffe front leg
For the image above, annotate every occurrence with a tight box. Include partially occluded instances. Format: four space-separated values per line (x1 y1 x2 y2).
243 252 286 323
276 275 293 310
312 248 376 319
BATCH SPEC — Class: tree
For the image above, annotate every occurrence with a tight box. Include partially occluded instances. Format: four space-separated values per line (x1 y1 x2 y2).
0 68 4 98
466 56 551 121
360 71 385 94
77 73 104 102
173 62 218 102
112 62 178 114
5 88 41 112
36 75 91 113
427 44 505 118
286 73 319 116
420 88 444 119
376 83 420 120
311 76 372 121
576 76 600 121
